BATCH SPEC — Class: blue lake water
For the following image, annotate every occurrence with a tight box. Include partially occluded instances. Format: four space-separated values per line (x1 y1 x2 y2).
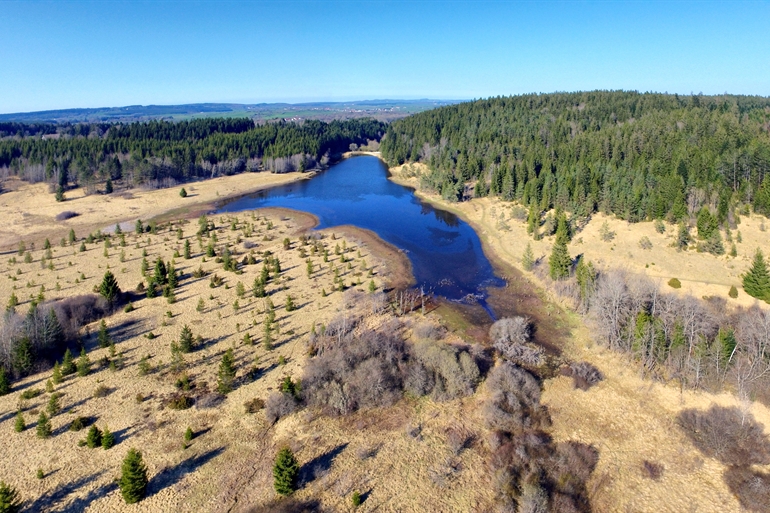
217 156 504 311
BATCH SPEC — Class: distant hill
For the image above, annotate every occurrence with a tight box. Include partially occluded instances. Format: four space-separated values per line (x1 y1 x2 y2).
0 99 462 124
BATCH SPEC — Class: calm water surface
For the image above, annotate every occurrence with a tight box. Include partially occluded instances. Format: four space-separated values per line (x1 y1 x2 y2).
217 156 504 312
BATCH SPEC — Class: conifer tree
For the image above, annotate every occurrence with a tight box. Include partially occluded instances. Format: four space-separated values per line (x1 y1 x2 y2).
217 348 237 394
0 480 21 513
522 242 534 271
179 325 194 353
14 411 24 433
184 239 191 259
548 229 571 280
97 320 112 348
119 449 148 504
273 447 299 496
153 258 168 286
46 393 60 417
61 349 75 376
86 425 102 448
36 412 51 438
101 426 115 449
743 248 770 302
77 348 91 377
0 368 10 396
99 271 121 306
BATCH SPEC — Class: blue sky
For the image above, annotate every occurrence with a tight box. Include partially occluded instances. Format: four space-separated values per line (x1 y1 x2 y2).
1 0 768 113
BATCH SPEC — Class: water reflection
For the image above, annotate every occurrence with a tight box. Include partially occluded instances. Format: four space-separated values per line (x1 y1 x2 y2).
217 156 504 305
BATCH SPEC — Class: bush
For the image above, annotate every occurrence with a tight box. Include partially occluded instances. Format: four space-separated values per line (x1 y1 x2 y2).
54 211 79 221
244 397 265 414
638 236 653 250
119 449 149 504
724 466 770 512
20 388 42 400
562 361 604 390
166 394 193 410
265 392 297 423
179 188 187 198
668 277 682 289
69 416 90 432
729 285 739 298
482 362 548 432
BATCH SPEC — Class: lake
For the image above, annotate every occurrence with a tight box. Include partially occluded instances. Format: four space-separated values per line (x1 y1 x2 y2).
217 156 504 313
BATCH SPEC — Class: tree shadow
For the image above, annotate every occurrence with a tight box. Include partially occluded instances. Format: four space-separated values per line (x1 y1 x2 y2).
148 446 226 496
299 443 349 488
24 471 105 512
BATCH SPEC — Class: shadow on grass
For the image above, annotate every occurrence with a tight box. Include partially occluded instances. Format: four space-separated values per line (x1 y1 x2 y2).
24 471 108 512
148 446 226 496
299 443 348 488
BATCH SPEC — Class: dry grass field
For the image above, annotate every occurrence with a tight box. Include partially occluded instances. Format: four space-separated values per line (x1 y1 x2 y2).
0 171 307 252
389 163 770 512
0 207 422 511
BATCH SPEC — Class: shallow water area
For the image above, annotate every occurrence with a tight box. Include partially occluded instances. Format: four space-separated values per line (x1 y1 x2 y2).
217 156 505 313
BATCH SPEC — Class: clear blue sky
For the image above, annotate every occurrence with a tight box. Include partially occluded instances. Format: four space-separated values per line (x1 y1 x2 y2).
1 0 768 113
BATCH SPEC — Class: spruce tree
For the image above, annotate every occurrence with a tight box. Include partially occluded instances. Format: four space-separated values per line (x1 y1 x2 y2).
119 449 149 504
179 325 194 353
99 270 121 306
184 239 191 259
36 412 51 438
14 411 24 433
548 231 571 280
97 320 112 348
522 242 534 271
61 349 75 376
101 426 115 449
217 349 237 394
0 368 10 396
86 425 102 448
273 447 299 496
743 248 770 302
77 348 91 377
46 394 60 417
0 480 21 513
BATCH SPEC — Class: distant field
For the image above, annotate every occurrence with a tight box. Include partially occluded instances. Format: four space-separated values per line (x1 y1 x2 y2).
0 100 463 124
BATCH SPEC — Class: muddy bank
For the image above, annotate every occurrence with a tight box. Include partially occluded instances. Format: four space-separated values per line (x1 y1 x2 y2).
387 170 571 355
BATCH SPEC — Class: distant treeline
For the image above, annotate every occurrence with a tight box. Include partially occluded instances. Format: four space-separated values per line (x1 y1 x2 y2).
0 117 386 190
381 91 770 220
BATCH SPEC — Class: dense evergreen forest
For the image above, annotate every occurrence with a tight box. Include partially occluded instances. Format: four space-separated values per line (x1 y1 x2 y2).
381 91 770 220
0 118 385 191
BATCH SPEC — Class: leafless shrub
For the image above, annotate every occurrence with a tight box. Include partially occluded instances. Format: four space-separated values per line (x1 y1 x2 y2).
405 423 422 439
356 443 380 460
243 397 265 413
413 321 445 341
641 460 664 480
482 362 549 432
195 392 223 409
445 425 475 455
562 361 604 390
265 392 297 423
55 211 79 221
243 240 257 249
246 498 325 513
490 316 531 346
678 405 770 466
723 466 770 512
